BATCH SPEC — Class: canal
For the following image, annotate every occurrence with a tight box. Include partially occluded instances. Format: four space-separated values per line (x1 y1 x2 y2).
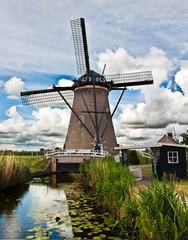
0 174 121 240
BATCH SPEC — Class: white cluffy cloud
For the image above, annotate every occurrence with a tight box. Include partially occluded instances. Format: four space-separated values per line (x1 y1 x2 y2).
97 47 188 145
1 76 25 100
4 76 24 94
58 78 73 87
1 46 188 150
0 106 70 151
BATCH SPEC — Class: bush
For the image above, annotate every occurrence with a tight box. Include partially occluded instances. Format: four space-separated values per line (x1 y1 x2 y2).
128 150 140 165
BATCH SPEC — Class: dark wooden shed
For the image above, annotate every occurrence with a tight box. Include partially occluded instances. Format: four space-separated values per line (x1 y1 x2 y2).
114 134 187 180
151 135 187 180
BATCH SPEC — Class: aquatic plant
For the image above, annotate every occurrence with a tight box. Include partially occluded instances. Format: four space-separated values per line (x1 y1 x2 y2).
64 180 124 239
0 154 30 190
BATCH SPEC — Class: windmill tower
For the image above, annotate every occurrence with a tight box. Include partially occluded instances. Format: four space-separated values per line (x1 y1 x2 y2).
20 18 153 155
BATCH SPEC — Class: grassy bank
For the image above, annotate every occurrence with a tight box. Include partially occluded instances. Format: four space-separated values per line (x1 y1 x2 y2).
80 156 188 239
14 155 47 173
0 155 30 191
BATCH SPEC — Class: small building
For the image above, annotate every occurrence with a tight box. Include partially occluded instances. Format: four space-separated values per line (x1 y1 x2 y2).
151 135 187 180
114 134 188 180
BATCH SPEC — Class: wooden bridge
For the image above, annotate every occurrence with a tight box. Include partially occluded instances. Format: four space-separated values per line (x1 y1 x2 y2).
45 149 109 173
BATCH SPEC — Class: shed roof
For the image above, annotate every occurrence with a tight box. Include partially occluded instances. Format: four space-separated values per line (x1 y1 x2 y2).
158 135 179 144
114 142 188 151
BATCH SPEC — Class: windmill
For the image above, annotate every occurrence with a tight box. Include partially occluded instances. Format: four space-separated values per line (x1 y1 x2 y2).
20 18 153 154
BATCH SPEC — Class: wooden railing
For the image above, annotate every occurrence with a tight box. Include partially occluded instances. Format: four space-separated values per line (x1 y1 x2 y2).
45 149 109 159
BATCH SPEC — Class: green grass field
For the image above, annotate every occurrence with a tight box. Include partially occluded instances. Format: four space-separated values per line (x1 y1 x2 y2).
15 155 47 173
141 166 152 176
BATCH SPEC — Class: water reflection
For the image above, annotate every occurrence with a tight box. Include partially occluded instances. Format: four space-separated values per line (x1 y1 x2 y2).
0 183 29 213
0 174 74 239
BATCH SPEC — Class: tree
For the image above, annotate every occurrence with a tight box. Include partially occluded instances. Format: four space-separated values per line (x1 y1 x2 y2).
128 150 140 165
180 130 188 145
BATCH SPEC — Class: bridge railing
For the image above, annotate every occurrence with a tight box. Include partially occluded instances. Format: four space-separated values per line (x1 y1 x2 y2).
45 149 109 159
139 152 152 159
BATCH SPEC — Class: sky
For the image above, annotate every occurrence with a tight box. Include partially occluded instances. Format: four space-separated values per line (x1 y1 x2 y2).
0 0 188 151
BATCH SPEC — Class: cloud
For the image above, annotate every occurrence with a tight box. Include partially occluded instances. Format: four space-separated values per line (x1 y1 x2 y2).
58 78 73 87
179 42 188 55
97 47 188 145
97 48 136 74
98 47 176 83
6 106 21 118
7 95 19 100
175 61 188 96
2 46 188 150
4 76 24 95
0 106 70 150
1 0 188 77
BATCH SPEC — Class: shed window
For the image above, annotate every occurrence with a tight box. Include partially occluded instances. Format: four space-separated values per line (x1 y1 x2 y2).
168 151 179 163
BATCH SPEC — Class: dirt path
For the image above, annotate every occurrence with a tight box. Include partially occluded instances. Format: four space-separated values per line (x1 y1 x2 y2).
129 164 152 169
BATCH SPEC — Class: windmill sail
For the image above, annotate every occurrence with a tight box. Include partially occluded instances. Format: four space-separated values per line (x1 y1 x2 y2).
105 70 153 88
71 18 90 75
21 87 74 106
20 17 154 155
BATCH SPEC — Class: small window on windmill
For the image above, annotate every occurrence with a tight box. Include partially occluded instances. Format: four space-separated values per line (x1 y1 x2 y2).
79 116 84 125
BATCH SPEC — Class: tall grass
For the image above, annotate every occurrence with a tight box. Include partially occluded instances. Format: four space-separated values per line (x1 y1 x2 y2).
0 154 30 191
80 156 139 237
80 156 188 239
138 178 188 240
15 155 47 173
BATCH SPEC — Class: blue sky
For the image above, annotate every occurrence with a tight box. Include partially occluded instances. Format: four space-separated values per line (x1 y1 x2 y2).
0 0 188 150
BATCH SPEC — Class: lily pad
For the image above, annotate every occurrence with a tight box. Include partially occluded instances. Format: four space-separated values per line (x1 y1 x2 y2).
26 236 35 239
33 226 41 231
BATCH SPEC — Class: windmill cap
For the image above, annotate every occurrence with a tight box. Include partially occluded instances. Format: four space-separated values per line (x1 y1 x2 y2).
72 70 111 89
77 70 105 81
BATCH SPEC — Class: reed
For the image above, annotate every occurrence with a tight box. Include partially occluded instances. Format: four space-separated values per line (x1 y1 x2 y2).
0 154 30 190
80 156 139 237
80 156 188 239
138 178 188 240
